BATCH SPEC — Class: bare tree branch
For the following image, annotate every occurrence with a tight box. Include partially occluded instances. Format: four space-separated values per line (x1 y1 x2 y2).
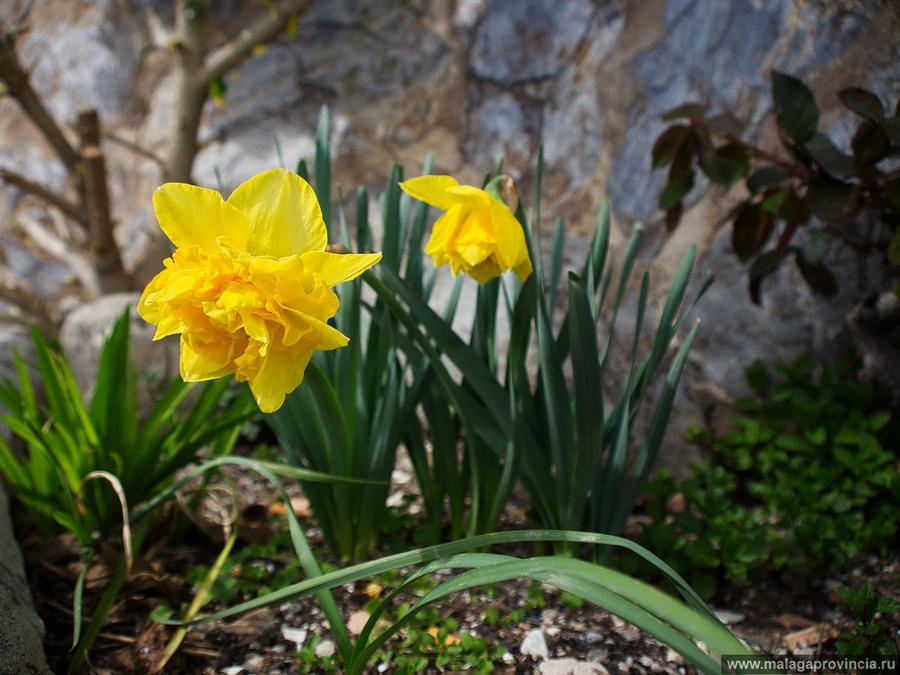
77 108 128 290
205 0 312 80
163 0 312 182
16 211 100 296
0 23 80 175
103 132 166 173
0 263 55 335
0 168 86 224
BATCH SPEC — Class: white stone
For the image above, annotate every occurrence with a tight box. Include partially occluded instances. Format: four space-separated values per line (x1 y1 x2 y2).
520 628 550 660
280 625 307 651
539 657 610 674
314 639 336 658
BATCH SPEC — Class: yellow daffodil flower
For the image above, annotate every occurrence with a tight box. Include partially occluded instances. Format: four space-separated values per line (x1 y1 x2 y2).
138 168 381 413
399 175 532 283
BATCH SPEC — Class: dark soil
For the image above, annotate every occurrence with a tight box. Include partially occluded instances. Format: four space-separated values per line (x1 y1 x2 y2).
18 455 900 674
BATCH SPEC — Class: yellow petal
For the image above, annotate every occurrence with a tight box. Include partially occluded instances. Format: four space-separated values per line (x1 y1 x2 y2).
227 168 327 258
514 257 533 281
301 251 382 286
153 183 249 253
399 175 462 211
487 200 528 268
179 334 233 382
282 309 350 350
469 259 502 283
424 208 465 258
250 348 314 413
445 184 492 208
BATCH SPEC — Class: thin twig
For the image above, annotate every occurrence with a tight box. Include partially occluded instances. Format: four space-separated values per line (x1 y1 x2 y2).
103 132 166 172
0 168 86 225
204 0 312 80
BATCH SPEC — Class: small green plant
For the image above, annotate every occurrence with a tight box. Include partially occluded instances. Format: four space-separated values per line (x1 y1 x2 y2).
369 605 506 673
0 307 256 669
635 354 899 598
835 584 900 657
0 308 254 542
296 634 338 674
652 71 900 302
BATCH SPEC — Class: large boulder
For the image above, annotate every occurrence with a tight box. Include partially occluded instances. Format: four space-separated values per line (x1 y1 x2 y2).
58 293 180 415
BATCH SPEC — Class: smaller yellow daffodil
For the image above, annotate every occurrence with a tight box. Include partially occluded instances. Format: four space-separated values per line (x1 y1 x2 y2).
138 168 381 413
400 175 532 283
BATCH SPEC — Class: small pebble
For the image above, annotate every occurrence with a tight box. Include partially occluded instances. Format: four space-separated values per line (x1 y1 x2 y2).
585 630 604 644
520 628 550 660
280 626 307 651
315 639 336 658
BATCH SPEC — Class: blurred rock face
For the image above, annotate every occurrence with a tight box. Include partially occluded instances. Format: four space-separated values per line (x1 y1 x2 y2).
2 0 898 470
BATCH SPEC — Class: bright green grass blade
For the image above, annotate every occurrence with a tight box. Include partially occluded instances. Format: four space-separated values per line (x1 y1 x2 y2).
189 529 718 627
31 328 80 433
631 245 696 404
534 271 573 485
596 378 633 534
0 436 29 490
548 215 565 312
134 378 193 452
89 308 134 453
566 272 603 527
405 154 434 295
598 223 644 371
71 549 90 648
336 184 353 249
315 105 331 232
381 164 404 271
296 158 309 182
533 144 544 275
613 320 701 533
12 347 37 420
356 186 370 253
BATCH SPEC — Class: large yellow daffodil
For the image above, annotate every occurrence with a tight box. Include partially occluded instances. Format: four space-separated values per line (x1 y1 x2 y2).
400 175 532 283
138 168 381 413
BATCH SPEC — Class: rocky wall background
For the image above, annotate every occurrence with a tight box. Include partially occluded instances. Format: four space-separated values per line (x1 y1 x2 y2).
1 0 898 469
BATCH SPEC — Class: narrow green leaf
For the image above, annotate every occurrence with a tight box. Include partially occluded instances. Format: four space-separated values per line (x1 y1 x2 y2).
548 216 566 313
315 105 331 232
566 273 603 527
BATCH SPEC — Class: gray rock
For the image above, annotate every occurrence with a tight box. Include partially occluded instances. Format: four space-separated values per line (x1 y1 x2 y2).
470 0 596 84
0 483 52 674
608 0 870 222
58 292 180 414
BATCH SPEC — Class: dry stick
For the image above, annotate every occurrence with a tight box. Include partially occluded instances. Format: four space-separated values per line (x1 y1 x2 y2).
0 26 81 179
0 168 86 225
77 108 129 290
